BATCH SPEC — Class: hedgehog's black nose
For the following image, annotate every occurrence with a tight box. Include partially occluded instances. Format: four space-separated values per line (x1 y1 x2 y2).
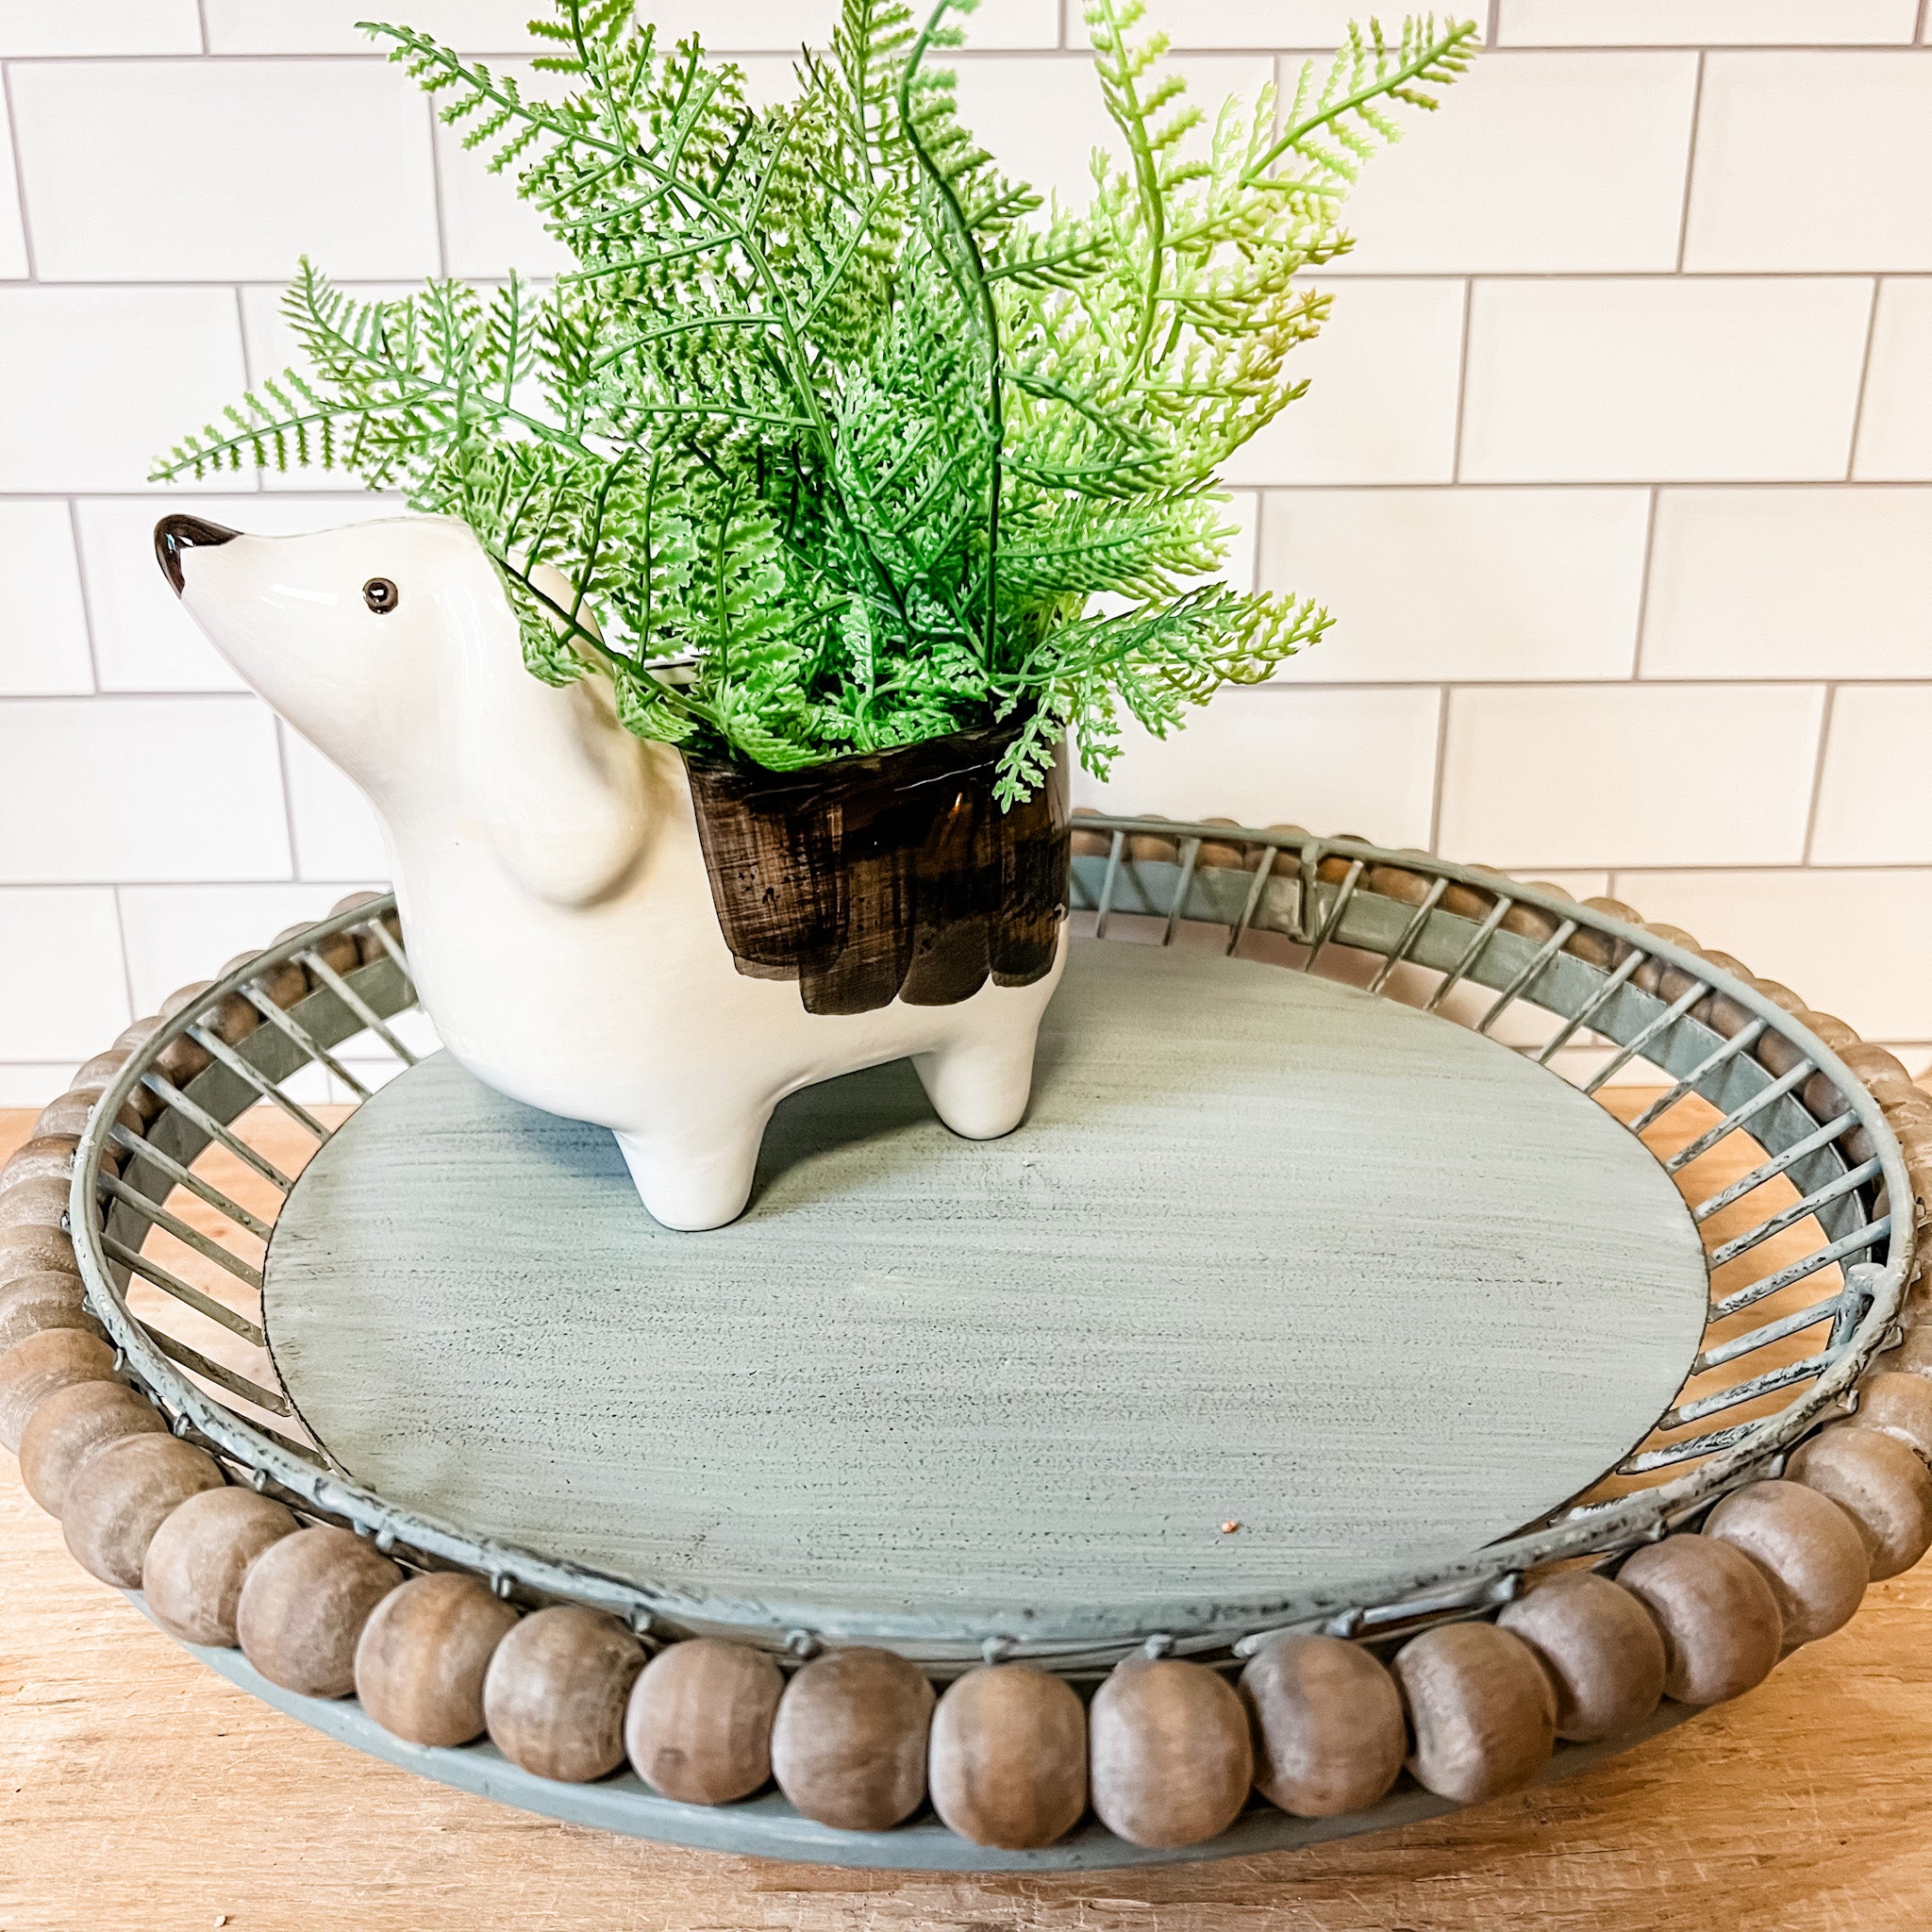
154 514 240 594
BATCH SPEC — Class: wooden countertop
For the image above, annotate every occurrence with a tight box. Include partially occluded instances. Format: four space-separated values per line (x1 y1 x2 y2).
4 1104 1931 1931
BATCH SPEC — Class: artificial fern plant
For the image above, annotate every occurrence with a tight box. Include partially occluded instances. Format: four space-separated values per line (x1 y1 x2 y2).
155 1 1475 805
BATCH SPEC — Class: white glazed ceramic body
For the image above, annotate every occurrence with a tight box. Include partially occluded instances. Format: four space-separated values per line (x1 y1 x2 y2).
161 513 1065 1229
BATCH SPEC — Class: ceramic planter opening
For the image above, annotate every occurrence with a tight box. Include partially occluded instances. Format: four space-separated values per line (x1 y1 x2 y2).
684 727 1071 1017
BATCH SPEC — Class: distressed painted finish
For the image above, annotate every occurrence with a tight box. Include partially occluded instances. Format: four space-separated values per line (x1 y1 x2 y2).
265 941 1708 1648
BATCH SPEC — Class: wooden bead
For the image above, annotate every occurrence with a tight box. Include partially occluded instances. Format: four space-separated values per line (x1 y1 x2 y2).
1363 863 1433 907
1566 899 1641 971
1239 1633 1406 1817
143 1487 300 1647
771 1646 935 1832
1753 977 1807 1016
273 922 360 982
1088 1655 1252 1850
1631 924 1700 997
220 951 308 1011
0 1327 117 1452
1391 1622 1556 1804
0 1174 74 1234
60 1434 225 1589
1616 1534 1783 1705
0 1222 77 1283
625 1637 783 1807
1124 817 1179 865
356 1572 520 1747
32 1088 142 1141
236 1525 404 1699
17 1378 166 1515
928 1663 1088 1849
0 1134 110 1197
1438 878 1498 922
1068 808 1110 859
1789 1424 1932 1580
1194 818 1249 871
1851 1372 1932 1466
482 1605 644 1782
1704 1478 1868 1648
1313 836 1372 886
112 1018 161 1055
1496 1570 1665 1742
0 1271 105 1354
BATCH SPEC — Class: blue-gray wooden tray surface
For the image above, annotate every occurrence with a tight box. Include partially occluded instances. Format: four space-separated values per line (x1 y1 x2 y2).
263 939 1711 1651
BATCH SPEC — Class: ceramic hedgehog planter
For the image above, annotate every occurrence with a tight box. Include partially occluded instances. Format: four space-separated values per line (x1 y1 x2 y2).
155 511 1069 1232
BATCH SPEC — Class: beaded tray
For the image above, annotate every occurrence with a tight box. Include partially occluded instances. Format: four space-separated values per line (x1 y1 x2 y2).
4 817 1927 1872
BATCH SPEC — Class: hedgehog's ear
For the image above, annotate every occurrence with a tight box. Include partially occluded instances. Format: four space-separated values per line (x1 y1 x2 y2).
458 562 652 908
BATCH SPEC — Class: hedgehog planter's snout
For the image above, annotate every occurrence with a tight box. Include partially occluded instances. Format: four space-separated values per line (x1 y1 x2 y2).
154 514 241 594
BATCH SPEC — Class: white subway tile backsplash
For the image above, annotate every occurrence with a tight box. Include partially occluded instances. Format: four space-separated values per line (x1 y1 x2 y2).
0 1 202 55
434 62 575 280
1260 489 1648 683
281 724 389 882
119 883 373 1012
78 494 409 692
1641 488 1932 679
0 505 93 696
0 288 245 493
1685 55 1932 272
1438 685 1825 870
0 889 128 1058
1810 687 1932 866
949 54 1273 208
1855 279 1932 479
0 1065 84 1107
0 697 291 884
1459 278 1873 482
10 60 439 283
1218 280 1464 487
1070 685 1442 847
202 1 542 53
1325 53 1697 275
1499 1 1921 45
1609 868 1932 1042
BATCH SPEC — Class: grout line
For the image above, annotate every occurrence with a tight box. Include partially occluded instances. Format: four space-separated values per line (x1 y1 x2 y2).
1800 685 1838 866
1426 687 1452 854
273 719 305 882
108 886 140 1029
1920 0 1931 42
1484 0 1502 48
195 0 211 57
1844 277 1883 482
1448 278 1474 484
63 497 103 696
424 92 451 281
9 270 1923 288
1673 51 1705 275
2 62 40 280
1628 487 1661 678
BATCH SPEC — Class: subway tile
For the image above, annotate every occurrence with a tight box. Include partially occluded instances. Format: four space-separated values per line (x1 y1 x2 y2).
1811 688 1932 867
1686 55 1932 273
0 89 25 279
0 1065 81 1108
0 504 93 696
0 697 291 884
1069 685 1442 847
0 889 129 1060
1607 869 1932 1042
119 883 373 1012
1855 279 1932 480
219 1 1062 53
1498 1 1920 44
1438 685 1824 871
1642 489 1932 680
281 724 390 882
1459 278 1872 483
1135 2 1361 46
1219 280 1464 487
202 0 541 53
0 1 201 55
1261 489 1647 683
0 289 246 493
435 61 574 280
950 54 1273 207
1326 53 1696 275
78 494 408 692
10 60 439 281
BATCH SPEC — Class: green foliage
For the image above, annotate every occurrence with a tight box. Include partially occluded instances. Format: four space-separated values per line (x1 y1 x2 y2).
153 0 1476 804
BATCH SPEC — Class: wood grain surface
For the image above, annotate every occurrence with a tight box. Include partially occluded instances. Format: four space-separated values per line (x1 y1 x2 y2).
6 1101 1932 1930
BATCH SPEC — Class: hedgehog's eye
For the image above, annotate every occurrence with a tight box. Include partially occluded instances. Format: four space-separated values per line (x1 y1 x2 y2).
362 577 400 615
